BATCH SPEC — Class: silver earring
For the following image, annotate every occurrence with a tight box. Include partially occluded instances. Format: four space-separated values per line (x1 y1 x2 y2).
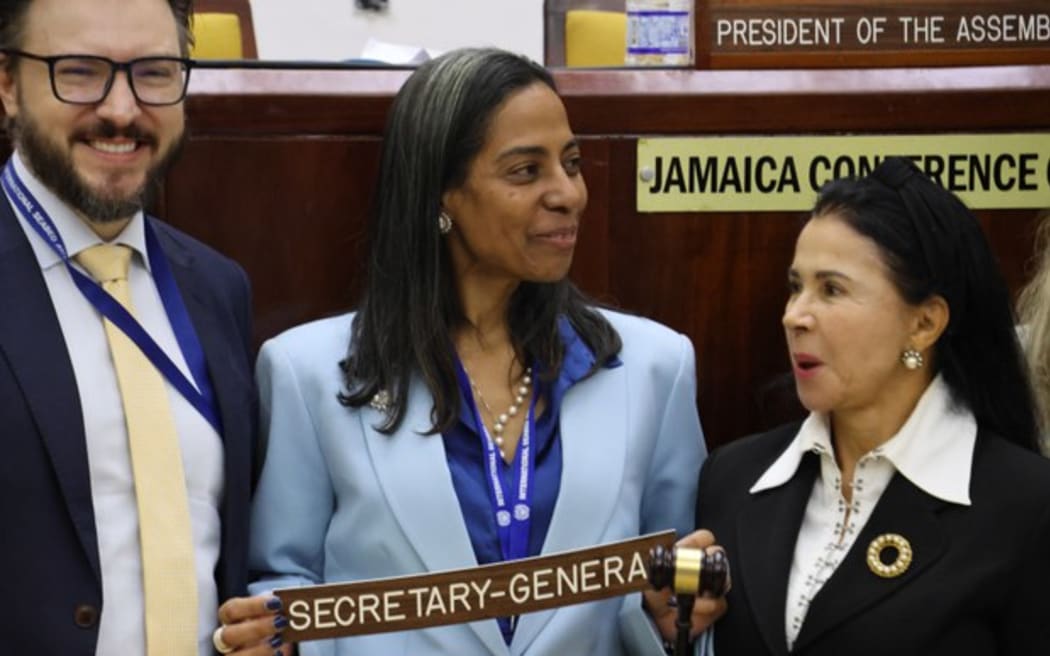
438 211 453 234
901 348 924 370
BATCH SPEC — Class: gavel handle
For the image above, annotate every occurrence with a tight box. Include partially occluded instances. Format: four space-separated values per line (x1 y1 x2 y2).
674 594 694 656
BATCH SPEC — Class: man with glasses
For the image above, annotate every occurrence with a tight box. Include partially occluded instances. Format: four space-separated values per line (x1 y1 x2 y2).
0 1 257 654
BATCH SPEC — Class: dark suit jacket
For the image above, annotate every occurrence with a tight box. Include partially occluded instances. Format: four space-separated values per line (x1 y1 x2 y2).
0 198 257 653
696 423 1050 656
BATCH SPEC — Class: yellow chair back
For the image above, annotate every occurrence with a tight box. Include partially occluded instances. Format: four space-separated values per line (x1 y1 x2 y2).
190 13 244 59
565 10 627 67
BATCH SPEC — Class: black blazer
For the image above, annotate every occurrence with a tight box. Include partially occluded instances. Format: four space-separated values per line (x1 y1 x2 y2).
696 422 1050 656
0 198 257 653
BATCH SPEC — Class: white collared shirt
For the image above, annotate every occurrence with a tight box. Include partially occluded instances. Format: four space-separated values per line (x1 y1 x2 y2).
750 375 976 650
7 152 223 656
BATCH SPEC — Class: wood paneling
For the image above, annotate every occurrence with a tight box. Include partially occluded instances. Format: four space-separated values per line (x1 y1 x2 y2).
163 136 379 339
154 65 1050 446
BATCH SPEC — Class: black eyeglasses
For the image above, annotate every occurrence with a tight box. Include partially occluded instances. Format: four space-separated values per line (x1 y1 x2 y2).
1 49 193 106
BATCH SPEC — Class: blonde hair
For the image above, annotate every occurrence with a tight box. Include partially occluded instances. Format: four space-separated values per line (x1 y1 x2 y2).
1017 210 1050 451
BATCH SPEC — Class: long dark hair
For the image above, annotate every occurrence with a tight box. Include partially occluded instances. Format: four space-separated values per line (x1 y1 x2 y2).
811 156 1038 450
340 48 621 434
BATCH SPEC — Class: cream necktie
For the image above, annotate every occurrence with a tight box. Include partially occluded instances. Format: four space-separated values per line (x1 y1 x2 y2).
76 244 199 656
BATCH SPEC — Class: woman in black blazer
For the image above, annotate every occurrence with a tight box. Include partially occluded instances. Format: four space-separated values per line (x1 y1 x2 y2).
696 157 1050 655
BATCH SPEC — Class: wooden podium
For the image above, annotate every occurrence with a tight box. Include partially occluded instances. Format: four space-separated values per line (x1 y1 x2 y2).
163 59 1049 447
2 2 1047 445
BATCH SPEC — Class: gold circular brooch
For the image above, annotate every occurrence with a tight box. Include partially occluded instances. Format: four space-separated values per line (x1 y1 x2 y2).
866 533 913 578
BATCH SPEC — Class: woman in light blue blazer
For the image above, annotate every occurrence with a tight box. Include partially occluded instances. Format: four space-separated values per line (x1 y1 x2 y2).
215 48 722 656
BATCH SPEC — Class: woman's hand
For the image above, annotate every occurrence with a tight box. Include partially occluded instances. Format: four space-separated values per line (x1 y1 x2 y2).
214 594 293 655
642 529 730 642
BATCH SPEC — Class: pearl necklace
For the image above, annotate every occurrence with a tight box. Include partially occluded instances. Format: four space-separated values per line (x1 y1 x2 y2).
466 366 532 458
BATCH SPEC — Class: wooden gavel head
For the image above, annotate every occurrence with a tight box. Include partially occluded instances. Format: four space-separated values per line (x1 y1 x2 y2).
648 544 729 597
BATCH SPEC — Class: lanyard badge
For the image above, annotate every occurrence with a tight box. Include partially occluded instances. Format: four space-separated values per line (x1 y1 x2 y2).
2 160 223 434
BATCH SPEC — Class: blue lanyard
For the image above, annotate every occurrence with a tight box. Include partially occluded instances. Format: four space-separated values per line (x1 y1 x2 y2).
453 357 537 564
2 159 223 435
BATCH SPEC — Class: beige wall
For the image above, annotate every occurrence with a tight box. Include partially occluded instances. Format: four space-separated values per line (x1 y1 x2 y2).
250 0 544 63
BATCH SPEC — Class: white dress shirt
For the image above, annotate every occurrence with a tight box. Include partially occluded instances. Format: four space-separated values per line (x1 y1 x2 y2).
8 152 224 656
750 375 976 651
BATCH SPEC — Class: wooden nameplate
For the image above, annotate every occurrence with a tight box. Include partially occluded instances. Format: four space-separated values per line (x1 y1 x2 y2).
275 530 676 642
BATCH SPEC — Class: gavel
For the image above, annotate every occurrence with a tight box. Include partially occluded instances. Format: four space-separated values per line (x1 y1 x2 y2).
648 545 729 656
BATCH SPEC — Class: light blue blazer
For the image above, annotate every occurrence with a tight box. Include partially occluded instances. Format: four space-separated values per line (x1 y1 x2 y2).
249 309 706 655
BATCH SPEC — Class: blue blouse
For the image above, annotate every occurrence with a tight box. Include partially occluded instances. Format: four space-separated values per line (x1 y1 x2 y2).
442 318 619 644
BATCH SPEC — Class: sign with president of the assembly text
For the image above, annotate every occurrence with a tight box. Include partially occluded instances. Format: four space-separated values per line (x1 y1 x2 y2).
710 3 1050 54
637 134 1050 212
274 530 675 642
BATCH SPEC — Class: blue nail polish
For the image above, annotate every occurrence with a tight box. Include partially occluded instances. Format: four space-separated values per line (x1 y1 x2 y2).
274 615 289 629
270 635 283 648
266 596 283 611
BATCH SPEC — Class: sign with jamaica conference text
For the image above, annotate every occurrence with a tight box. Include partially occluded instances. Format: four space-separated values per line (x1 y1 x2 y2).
636 133 1050 212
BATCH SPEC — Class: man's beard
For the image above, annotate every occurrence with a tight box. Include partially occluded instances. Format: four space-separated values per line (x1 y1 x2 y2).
10 110 184 224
